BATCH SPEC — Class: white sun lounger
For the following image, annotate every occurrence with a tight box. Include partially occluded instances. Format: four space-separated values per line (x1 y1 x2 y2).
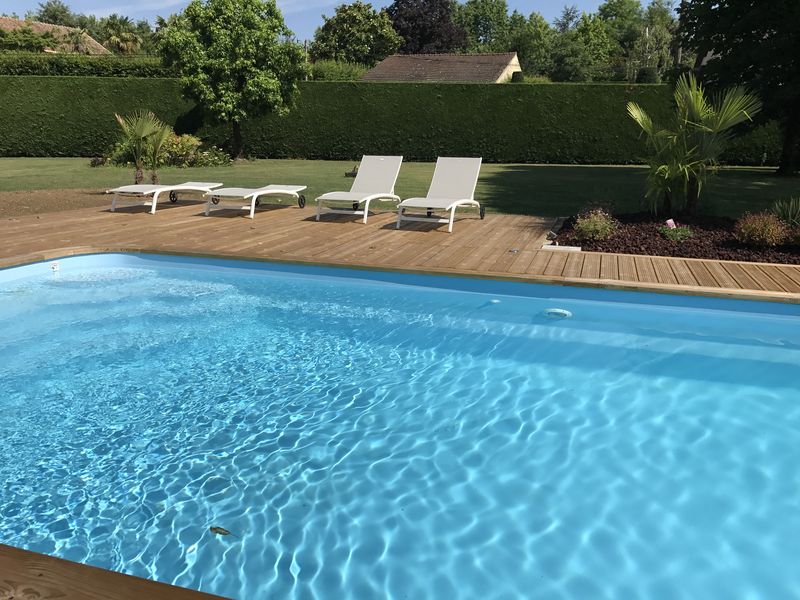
396 157 484 233
107 181 223 215
315 155 403 224
204 185 308 218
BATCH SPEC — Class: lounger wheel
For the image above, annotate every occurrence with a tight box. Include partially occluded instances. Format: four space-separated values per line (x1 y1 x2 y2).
169 191 178 203
427 209 433 217
211 197 220 205
255 198 261 207
352 202 359 211
479 205 486 220
298 195 306 208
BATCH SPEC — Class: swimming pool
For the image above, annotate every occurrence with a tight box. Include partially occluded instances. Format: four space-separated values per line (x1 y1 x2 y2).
1 253 799 599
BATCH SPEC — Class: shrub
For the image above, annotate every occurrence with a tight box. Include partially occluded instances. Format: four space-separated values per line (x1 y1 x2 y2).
0 52 173 77
734 212 790 247
658 225 694 242
106 132 230 168
309 60 369 81
574 208 617 241
771 197 800 227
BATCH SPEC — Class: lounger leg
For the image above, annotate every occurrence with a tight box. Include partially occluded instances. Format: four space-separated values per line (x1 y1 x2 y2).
111 194 117 212
249 198 256 219
151 191 160 215
396 207 403 229
205 200 211 216
362 199 370 224
448 208 456 233
316 200 322 221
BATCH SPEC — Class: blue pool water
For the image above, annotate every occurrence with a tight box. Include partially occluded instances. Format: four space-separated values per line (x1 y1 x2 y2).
1 253 799 599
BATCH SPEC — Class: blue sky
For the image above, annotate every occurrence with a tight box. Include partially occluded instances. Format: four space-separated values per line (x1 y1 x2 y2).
0 0 606 40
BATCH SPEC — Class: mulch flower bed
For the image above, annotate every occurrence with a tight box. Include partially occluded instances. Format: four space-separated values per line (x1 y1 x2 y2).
556 213 800 265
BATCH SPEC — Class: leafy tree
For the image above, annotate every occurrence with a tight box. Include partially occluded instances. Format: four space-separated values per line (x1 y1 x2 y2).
553 5 580 34
679 0 800 175
0 27 58 52
159 0 307 158
628 0 675 82
386 0 466 54
549 29 593 81
628 73 762 215
309 2 401 66
503 12 553 75
575 13 615 67
598 0 643 54
456 0 509 51
31 0 75 26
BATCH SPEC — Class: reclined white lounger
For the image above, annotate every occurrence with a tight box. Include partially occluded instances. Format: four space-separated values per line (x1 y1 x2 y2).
315 155 403 224
107 181 223 215
204 185 308 219
396 157 484 233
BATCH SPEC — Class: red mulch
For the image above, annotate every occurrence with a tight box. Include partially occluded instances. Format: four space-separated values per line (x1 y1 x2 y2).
556 213 800 265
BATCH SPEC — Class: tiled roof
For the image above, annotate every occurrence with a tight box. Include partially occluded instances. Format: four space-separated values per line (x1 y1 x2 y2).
362 53 521 83
0 17 110 55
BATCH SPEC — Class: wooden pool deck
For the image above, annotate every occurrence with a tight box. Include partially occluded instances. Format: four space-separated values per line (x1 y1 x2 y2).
2 201 800 302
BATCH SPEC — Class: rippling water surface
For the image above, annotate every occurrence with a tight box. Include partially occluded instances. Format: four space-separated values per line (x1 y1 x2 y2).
1 254 799 599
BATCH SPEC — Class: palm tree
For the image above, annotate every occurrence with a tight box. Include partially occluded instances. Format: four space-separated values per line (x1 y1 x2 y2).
146 124 173 184
114 111 163 184
63 28 88 54
102 15 141 54
627 73 762 215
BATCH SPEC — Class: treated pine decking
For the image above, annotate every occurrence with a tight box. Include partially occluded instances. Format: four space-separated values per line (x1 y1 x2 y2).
2 201 800 301
0 544 224 600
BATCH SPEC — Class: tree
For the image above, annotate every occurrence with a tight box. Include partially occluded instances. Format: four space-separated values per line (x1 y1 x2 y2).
309 2 401 66
575 13 615 67
628 73 762 215
145 124 173 184
553 5 580 34
32 0 75 26
628 0 675 82
503 12 553 75
386 0 466 54
679 0 800 175
456 0 509 52
159 0 307 158
598 0 643 55
0 27 58 52
101 15 141 54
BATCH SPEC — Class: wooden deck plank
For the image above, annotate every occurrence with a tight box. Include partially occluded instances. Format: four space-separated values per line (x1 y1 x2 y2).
599 254 619 280
0 544 222 600
1 203 799 302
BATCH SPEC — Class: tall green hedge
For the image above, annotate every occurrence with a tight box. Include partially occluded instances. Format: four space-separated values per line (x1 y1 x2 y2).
0 53 174 77
0 76 781 164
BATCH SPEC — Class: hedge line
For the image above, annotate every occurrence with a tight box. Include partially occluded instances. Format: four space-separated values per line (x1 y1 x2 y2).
0 76 782 165
0 53 174 77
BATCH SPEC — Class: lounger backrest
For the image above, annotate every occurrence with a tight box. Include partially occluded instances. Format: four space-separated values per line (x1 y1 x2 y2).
426 157 482 200
350 155 403 194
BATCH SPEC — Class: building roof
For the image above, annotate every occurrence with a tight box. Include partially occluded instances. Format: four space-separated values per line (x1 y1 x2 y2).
0 17 110 55
362 53 522 83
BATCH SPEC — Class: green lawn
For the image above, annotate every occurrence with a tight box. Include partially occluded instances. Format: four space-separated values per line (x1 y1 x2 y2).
1 158 798 218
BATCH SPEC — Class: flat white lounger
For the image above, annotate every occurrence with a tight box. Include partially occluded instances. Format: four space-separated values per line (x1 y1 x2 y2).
204 185 308 218
315 155 403 224
396 157 484 233
107 181 223 215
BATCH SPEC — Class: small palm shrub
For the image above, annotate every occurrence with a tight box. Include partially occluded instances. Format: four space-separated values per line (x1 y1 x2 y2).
574 208 618 241
107 133 230 169
658 225 694 242
772 197 800 227
734 212 790 247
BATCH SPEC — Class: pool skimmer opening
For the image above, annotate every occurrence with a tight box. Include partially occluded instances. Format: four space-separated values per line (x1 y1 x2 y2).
544 308 573 319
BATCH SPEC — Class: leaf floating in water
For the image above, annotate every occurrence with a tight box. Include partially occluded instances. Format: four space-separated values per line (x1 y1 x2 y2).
210 526 232 536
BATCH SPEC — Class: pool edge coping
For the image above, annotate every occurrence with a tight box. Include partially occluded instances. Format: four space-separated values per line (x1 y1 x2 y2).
2 244 799 305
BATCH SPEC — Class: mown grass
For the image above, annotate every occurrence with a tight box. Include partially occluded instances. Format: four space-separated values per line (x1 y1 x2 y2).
1 158 797 218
